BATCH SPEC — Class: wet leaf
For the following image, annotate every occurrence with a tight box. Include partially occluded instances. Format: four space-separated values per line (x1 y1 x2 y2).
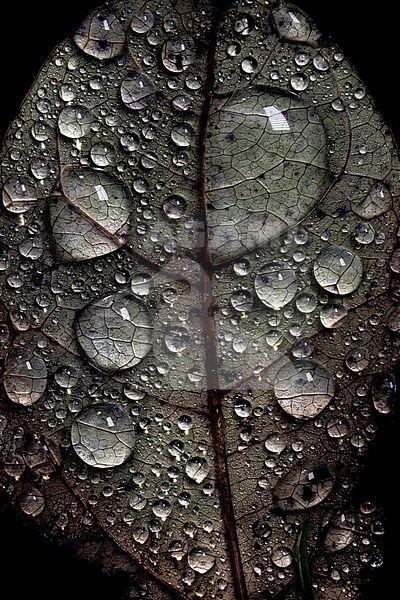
0 1 398 599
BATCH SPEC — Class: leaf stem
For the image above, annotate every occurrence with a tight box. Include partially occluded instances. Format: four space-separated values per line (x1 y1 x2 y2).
294 519 315 600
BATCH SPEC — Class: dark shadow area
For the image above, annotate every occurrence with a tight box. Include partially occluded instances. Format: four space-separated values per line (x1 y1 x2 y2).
0 0 399 598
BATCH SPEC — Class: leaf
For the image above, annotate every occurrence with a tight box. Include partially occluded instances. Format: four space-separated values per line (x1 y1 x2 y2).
0 1 398 599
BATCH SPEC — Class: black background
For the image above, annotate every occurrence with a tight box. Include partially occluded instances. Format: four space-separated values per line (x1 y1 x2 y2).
0 1 399 598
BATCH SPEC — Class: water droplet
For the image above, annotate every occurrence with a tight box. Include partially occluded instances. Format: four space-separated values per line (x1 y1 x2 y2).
163 195 187 219
133 525 149 544
231 290 253 312
186 457 210 483
172 94 192 111
372 373 396 414
30 157 50 180
345 347 369 373
19 236 43 260
275 461 336 511
322 512 356 553
31 122 52 142
171 123 195 147
296 292 317 314
233 259 251 276
352 182 392 218
90 142 115 167
131 9 154 34
54 365 78 388
353 222 375 245
71 402 135 468
121 71 156 110
187 547 215 573
265 433 287 454
227 41 241 57
152 499 172 519
314 245 363 295
234 395 252 418
161 35 195 72
233 13 254 36
75 292 152 373
241 57 257 73
320 303 348 328
58 105 95 139
255 263 297 310
233 333 248 353
326 416 350 438
3 176 38 213
313 55 329 71
19 487 45 517
164 326 190 353
290 73 309 91
74 11 126 60
272 546 293 568
3 348 47 406
273 6 313 41
130 273 152 297
274 359 335 419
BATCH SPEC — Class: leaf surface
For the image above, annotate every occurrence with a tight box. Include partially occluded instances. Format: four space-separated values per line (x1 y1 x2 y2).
0 1 398 599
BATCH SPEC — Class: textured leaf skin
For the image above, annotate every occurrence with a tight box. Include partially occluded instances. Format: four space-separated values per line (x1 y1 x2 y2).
0 1 400 597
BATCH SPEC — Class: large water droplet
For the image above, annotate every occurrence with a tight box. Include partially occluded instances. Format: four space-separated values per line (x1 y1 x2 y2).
314 245 363 295
152 499 172 519
2 176 38 213
320 303 348 328
71 402 135 468
164 326 190 353
161 36 195 72
187 547 215 573
131 9 154 34
351 182 392 218
255 263 297 310
74 11 126 60
186 457 210 483
345 347 369 373
274 461 336 511
50 167 132 262
75 291 152 373
171 123 195 147
372 373 396 414
3 348 48 406
265 433 287 454
163 195 187 219
121 71 156 110
272 6 314 42
322 512 356 553
19 487 45 517
271 546 293 568
58 105 95 139
274 359 335 419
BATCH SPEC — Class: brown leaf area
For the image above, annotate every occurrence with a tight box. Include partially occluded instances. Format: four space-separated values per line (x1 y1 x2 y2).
0 1 399 599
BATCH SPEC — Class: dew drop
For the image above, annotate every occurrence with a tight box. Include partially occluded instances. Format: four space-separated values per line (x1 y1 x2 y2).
163 195 187 219
352 182 392 218
3 348 48 406
255 263 297 310
164 326 190 353
186 457 210 483
74 11 126 60
161 36 196 73
275 461 336 511
121 71 156 110
372 373 396 414
265 433 287 454
2 176 38 213
187 547 215 573
58 105 95 139
231 289 253 312
233 13 254 36
71 402 135 468
171 123 195 147
19 487 45 517
345 347 369 373
314 245 363 295
272 546 293 568
320 303 348 328
131 9 154 34
75 292 152 373
290 74 309 91
274 359 335 419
